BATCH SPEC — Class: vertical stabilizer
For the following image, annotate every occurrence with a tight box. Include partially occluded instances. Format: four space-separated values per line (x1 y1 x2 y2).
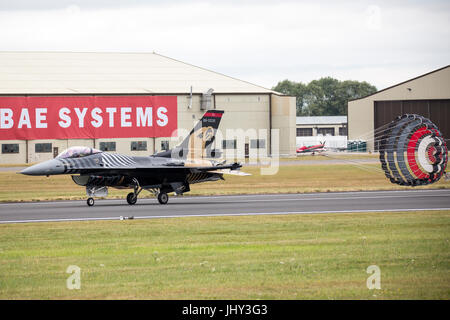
155 110 224 160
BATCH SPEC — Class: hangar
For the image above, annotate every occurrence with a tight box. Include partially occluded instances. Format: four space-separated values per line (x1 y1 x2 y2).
348 65 450 152
296 116 348 150
0 52 296 164
296 116 347 137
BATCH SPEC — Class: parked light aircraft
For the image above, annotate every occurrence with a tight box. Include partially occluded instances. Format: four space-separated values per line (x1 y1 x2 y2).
296 142 326 154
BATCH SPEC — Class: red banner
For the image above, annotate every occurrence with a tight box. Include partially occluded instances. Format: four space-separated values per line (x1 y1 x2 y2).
0 96 177 140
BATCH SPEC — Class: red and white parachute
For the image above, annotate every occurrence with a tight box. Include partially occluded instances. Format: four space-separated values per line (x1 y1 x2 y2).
379 114 448 186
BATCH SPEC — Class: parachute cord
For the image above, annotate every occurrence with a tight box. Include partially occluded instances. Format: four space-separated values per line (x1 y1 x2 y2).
319 153 384 174
351 120 396 140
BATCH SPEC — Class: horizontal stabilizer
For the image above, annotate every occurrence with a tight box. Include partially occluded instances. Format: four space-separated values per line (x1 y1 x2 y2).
208 169 251 176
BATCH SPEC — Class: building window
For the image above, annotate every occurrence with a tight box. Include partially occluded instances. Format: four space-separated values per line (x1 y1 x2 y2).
35 143 52 153
131 141 147 151
99 142 116 151
222 139 237 149
339 127 348 136
317 128 335 136
297 128 313 136
2 144 19 154
250 139 266 149
161 140 169 151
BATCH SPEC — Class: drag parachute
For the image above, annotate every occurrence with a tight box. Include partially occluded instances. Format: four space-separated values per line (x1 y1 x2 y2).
379 114 448 186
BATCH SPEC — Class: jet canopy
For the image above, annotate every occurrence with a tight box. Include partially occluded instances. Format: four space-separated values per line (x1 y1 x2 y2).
56 146 102 159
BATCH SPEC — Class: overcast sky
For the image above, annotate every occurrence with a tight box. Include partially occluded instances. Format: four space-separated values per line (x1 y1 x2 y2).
0 0 449 90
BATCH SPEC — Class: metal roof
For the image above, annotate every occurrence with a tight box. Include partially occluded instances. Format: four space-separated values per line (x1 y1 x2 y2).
296 116 347 125
0 51 278 95
349 65 450 102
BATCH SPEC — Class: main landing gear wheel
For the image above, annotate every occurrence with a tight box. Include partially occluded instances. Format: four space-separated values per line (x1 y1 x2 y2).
87 197 95 207
157 192 169 205
126 192 137 205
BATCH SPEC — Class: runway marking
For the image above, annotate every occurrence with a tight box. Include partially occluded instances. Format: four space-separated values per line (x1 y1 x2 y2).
1 207 449 224
175 194 449 203
0 189 449 207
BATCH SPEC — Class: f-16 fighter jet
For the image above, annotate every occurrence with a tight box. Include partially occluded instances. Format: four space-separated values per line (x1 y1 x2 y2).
20 110 248 206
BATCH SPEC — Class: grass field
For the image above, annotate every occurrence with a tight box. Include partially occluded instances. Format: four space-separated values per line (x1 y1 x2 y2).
279 154 380 161
1 160 448 299
0 210 448 299
1 162 449 202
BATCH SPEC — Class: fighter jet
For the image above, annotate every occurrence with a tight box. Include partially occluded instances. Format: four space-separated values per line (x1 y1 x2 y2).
20 110 249 206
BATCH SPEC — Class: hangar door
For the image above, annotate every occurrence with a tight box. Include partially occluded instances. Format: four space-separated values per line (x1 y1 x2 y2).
374 99 449 150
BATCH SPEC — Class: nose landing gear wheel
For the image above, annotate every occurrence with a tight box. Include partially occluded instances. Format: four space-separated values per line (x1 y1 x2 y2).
87 197 95 207
126 192 137 205
157 192 169 205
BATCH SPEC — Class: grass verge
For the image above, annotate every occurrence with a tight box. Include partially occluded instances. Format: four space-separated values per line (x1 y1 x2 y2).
0 210 448 299
279 154 380 161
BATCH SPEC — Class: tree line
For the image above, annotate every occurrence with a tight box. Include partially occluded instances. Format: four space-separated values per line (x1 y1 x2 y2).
272 77 377 116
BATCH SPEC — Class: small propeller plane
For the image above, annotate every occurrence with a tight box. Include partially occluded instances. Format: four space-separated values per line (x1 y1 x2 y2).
20 110 249 206
296 141 326 155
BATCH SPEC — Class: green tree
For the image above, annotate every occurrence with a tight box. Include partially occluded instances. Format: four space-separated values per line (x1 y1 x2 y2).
272 78 377 116
272 79 308 115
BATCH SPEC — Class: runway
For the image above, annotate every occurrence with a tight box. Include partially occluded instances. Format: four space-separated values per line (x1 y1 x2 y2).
0 189 449 224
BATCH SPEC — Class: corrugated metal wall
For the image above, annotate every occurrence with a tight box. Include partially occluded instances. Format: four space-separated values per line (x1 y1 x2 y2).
374 99 449 150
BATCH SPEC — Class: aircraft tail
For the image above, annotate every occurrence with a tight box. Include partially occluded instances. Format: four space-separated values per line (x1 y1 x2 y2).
156 110 224 160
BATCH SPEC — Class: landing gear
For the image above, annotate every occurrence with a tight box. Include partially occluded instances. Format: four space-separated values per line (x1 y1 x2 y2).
85 186 107 207
126 192 137 205
87 197 95 207
157 192 169 205
122 179 172 206
146 188 169 205
126 178 142 205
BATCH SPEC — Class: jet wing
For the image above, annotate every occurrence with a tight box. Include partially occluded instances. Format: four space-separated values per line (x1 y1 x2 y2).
193 163 242 171
75 162 244 175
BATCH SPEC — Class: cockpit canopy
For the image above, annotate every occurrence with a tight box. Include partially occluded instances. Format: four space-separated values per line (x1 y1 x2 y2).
56 146 102 159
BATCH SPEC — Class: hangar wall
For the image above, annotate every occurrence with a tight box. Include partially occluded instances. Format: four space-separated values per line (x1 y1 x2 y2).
296 116 348 137
0 93 295 164
0 52 296 164
271 94 296 156
348 66 450 151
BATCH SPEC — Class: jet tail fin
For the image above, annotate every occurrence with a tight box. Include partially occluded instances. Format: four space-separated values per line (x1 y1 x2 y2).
156 110 224 160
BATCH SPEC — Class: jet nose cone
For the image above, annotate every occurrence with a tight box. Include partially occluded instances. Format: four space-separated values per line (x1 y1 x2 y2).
20 159 64 176
20 166 35 175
